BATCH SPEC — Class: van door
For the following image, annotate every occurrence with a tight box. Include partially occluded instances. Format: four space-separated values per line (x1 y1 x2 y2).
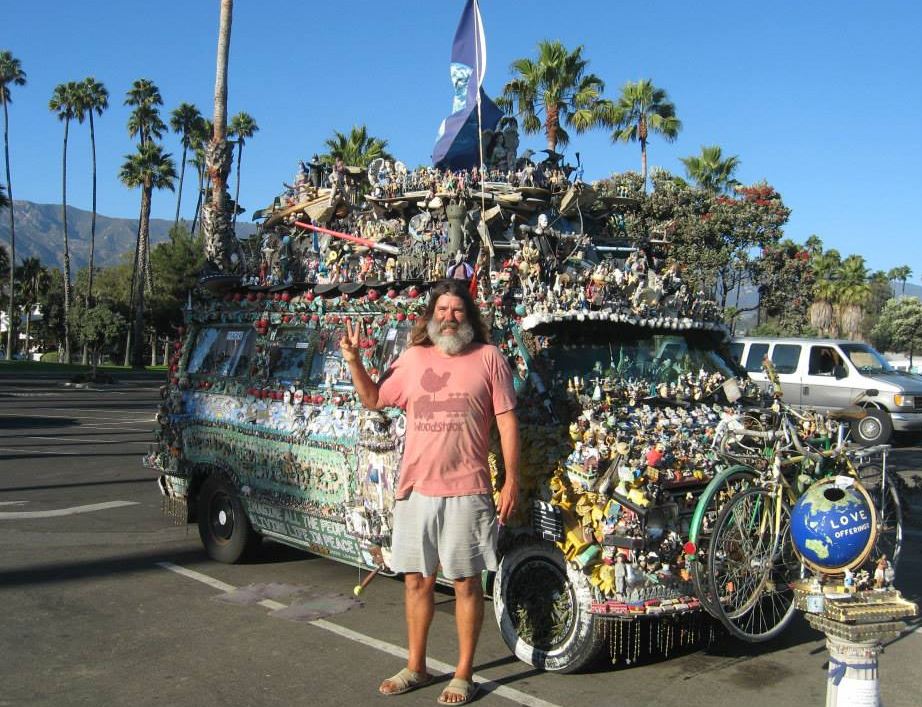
769 343 802 404
801 344 856 411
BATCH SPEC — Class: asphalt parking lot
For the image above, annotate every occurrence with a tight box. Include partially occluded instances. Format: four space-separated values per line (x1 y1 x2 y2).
1 376 920 706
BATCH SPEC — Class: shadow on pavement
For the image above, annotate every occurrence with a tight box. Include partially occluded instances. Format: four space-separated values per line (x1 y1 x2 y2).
0 542 318 589
0 548 209 589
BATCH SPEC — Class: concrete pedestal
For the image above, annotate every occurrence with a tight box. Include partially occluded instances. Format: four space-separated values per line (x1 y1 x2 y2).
823 637 881 707
799 588 917 707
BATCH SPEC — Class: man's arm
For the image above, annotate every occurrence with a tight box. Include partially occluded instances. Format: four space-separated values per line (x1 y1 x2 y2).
340 319 382 410
345 356 382 409
495 409 520 525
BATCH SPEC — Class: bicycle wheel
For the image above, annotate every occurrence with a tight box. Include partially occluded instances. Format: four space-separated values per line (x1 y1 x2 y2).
858 466 904 571
688 467 758 618
707 487 800 642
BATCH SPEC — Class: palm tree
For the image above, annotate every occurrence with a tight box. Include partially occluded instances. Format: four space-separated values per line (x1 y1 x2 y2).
610 79 681 191
887 265 912 295
49 80 81 363
804 234 823 255
810 249 842 337
124 79 167 321
228 111 258 231
119 143 176 367
75 78 108 311
203 0 236 272
321 125 392 168
189 119 212 234
1 50 26 361
680 145 741 195
169 102 204 227
837 255 872 341
124 79 163 146
127 104 166 147
15 256 49 357
125 79 165 152
497 40 612 152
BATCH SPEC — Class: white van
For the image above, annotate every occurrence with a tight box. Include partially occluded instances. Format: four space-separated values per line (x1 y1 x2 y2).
730 337 922 445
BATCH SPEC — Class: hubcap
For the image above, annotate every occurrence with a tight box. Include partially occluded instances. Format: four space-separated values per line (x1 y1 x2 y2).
210 491 235 543
860 417 881 440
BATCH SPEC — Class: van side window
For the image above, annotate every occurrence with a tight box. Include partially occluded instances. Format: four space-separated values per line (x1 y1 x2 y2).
744 343 769 372
187 327 255 377
268 328 318 382
771 344 801 374
729 342 744 364
808 346 842 376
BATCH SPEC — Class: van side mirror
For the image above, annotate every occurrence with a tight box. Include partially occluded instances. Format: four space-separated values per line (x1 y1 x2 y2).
834 365 848 379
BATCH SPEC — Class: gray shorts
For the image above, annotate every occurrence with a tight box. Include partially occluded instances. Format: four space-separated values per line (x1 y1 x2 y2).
390 492 498 580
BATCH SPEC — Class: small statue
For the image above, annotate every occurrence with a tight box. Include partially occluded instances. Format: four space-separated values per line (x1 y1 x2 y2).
614 553 627 595
874 555 895 589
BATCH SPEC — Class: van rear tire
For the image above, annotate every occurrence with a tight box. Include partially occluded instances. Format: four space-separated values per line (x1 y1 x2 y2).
197 476 261 563
852 409 893 446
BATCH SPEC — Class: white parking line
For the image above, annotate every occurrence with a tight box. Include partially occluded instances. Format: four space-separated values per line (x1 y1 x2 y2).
0 500 139 519
23 436 151 444
0 446 83 456
158 562 562 707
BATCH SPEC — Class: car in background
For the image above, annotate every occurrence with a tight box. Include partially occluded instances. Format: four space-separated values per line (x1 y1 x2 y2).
730 336 922 445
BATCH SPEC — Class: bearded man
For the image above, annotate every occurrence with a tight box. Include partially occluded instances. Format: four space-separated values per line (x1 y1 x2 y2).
341 279 520 705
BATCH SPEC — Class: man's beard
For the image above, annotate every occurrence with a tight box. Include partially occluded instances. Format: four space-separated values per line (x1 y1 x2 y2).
427 318 475 355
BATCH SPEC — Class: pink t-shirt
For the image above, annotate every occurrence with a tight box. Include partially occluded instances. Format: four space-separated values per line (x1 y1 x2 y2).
377 342 517 499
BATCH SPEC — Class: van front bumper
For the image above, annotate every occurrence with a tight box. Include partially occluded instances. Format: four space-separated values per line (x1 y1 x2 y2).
890 411 922 431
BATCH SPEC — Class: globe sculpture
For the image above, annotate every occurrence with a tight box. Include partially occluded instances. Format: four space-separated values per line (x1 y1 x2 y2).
791 479 877 573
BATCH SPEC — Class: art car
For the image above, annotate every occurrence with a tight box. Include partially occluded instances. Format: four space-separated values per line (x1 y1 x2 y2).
145 145 849 673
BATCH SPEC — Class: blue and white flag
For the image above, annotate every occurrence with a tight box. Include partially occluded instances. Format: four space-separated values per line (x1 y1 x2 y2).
432 0 503 170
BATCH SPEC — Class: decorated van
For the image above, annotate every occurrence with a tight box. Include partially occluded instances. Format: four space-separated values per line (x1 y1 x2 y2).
145 151 757 672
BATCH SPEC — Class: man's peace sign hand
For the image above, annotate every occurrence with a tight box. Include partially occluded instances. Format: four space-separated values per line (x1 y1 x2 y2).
340 318 361 364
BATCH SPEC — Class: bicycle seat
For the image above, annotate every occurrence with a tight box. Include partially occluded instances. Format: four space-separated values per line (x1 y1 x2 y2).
826 406 867 421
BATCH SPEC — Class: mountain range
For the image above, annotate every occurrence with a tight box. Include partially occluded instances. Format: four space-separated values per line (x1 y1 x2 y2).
0 200 255 273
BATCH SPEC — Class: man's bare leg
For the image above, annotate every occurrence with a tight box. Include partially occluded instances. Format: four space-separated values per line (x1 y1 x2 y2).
379 572 437 694
441 575 483 703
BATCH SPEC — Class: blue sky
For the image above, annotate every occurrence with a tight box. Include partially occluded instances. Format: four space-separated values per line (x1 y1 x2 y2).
3 1 920 275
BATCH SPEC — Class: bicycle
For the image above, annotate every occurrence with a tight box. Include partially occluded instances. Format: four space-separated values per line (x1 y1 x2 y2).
689 359 903 641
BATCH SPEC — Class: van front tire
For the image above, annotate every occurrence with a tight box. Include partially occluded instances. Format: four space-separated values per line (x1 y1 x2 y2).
493 542 603 673
852 409 893 446
197 476 261 563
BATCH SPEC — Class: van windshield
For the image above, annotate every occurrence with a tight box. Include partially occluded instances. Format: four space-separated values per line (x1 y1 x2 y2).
533 330 737 386
840 343 895 374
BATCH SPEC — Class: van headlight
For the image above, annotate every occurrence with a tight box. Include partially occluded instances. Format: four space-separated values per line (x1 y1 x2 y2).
893 394 913 407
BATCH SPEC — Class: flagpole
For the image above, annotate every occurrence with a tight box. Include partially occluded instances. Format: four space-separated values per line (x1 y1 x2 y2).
473 0 491 259
474 0 485 176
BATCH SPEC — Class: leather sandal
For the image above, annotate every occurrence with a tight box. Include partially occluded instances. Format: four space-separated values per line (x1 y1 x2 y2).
437 677 479 705
378 667 433 696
